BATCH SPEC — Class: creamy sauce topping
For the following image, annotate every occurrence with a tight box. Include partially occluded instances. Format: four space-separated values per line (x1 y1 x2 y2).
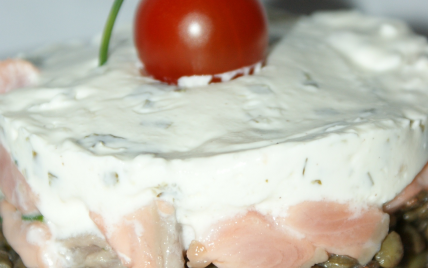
0 12 428 243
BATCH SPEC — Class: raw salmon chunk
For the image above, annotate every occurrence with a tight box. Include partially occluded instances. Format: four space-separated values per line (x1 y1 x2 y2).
0 201 55 268
0 59 38 93
187 202 388 268
90 200 184 268
286 201 389 264
385 163 428 213
0 145 39 214
187 211 328 268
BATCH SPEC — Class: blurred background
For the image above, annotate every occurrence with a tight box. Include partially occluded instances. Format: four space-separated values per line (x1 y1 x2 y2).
0 0 427 58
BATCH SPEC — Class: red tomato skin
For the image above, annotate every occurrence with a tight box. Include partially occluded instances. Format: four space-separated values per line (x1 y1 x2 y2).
134 0 268 84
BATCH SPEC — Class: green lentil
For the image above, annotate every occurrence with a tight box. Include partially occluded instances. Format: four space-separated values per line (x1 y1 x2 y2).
406 250 428 268
0 251 12 268
375 231 404 267
317 254 359 268
400 224 425 254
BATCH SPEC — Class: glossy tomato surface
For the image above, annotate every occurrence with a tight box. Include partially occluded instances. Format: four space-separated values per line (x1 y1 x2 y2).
134 0 268 84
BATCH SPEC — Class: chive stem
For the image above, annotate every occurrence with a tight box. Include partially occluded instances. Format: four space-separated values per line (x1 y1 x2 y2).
99 0 124 66
21 214 44 222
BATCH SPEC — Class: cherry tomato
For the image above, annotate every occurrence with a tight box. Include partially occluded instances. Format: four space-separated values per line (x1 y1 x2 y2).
134 0 268 85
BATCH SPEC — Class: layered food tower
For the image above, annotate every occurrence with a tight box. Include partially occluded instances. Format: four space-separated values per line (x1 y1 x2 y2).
0 9 428 268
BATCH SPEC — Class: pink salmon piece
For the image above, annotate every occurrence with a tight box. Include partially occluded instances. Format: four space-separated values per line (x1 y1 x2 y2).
384 162 428 213
188 201 388 268
0 201 53 268
0 145 39 214
286 201 389 264
90 200 184 268
0 59 38 93
187 211 328 268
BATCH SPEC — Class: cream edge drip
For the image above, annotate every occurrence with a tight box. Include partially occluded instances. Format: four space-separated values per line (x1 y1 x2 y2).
0 11 428 249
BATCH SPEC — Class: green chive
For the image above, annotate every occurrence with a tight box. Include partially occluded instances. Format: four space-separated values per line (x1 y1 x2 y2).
99 0 124 66
21 214 44 222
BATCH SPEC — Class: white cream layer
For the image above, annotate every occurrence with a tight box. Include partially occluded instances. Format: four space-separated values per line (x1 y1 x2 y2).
0 12 428 245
